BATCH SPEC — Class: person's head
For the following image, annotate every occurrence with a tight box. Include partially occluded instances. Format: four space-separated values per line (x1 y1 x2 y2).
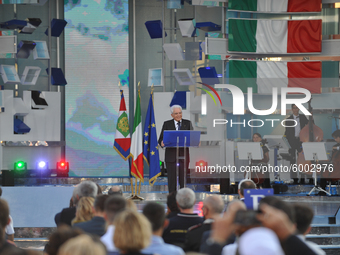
96 183 102 195
252 133 262 143
291 104 299 116
114 210 152 253
259 196 295 224
238 179 256 198
108 186 123 196
73 181 98 205
104 195 126 224
45 225 83 255
202 195 224 219
167 191 180 214
94 194 109 214
73 197 95 224
170 105 183 122
126 199 138 211
293 204 314 235
176 188 196 211
143 202 167 233
0 198 9 241
58 234 106 255
332 129 340 143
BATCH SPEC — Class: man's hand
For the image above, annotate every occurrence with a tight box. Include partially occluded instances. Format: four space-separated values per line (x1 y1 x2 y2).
161 141 164 147
257 203 296 241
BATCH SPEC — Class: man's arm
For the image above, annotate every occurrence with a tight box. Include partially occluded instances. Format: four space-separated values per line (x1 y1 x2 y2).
158 122 166 148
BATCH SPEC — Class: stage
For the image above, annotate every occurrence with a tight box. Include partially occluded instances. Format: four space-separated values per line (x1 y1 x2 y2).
1 176 340 254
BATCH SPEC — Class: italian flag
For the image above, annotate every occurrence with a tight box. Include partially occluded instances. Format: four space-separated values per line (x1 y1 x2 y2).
228 19 322 53
229 60 322 94
113 90 131 160
228 0 321 13
130 91 144 181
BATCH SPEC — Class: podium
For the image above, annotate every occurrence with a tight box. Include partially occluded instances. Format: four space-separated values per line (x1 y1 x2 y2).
237 142 263 180
163 130 200 190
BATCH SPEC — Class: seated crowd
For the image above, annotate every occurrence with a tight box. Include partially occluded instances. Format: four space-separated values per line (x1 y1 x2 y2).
0 180 325 255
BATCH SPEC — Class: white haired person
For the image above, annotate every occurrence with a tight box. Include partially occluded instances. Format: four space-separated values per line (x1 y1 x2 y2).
162 188 203 248
158 105 193 193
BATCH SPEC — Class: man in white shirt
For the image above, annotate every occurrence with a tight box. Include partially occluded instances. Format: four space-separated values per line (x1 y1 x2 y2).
100 195 126 252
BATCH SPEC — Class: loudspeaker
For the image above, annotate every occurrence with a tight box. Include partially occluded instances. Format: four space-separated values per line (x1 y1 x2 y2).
2 171 14 186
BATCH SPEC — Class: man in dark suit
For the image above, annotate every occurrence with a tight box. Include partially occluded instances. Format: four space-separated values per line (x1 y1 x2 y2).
184 195 224 252
158 105 193 193
284 104 308 184
73 194 108 237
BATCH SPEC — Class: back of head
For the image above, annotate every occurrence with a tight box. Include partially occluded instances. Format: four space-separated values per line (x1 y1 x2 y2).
114 210 151 252
143 202 165 232
73 197 95 224
94 195 109 213
176 188 196 210
108 186 123 196
203 195 224 215
58 234 106 255
332 129 340 139
259 196 295 224
96 183 102 195
238 179 256 197
226 200 246 213
74 181 98 203
45 225 83 255
293 203 314 235
0 198 9 242
104 195 126 224
167 191 180 213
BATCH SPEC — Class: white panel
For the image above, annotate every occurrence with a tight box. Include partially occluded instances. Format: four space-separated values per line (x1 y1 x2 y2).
148 68 164 86
0 90 61 141
32 41 50 60
173 68 196 85
2 187 73 227
21 66 41 85
0 36 17 54
163 43 185 61
0 65 20 84
321 40 340 56
13 98 29 116
206 37 228 55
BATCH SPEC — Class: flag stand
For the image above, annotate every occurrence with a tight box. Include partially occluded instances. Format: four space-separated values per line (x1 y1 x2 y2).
128 178 144 200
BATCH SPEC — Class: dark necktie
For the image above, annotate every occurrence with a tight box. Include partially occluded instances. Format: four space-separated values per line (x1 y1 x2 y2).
177 121 181 130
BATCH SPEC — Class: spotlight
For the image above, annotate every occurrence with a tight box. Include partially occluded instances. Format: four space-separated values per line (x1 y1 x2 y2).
57 160 69 177
36 160 48 171
195 160 207 170
14 161 27 171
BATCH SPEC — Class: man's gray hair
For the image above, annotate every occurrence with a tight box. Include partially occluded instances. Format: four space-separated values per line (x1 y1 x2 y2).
204 195 225 214
73 181 98 202
170 105 182 114
176 188 195 209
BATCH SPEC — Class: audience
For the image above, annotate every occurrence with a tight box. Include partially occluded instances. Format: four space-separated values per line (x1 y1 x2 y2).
166 191 180 219
162 188 203 247
73 194 108 237
108 186 123 196
72 197 95 225
0 198 25 254
293 203 325 255
142 202 185 255
44 226 83 255
55 181 98 226
101 195 127 252
184 195 224 252
0 187 15 242
238 179 256 201
113 210 152 255
57 234 106 255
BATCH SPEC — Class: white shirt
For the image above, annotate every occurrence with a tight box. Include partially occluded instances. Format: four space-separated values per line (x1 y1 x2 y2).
173 119 181 130
294 114 301 137
100 225 116 252
5 215 14 235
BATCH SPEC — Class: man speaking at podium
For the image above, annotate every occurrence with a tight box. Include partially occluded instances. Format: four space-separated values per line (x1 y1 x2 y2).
158 105 193 193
